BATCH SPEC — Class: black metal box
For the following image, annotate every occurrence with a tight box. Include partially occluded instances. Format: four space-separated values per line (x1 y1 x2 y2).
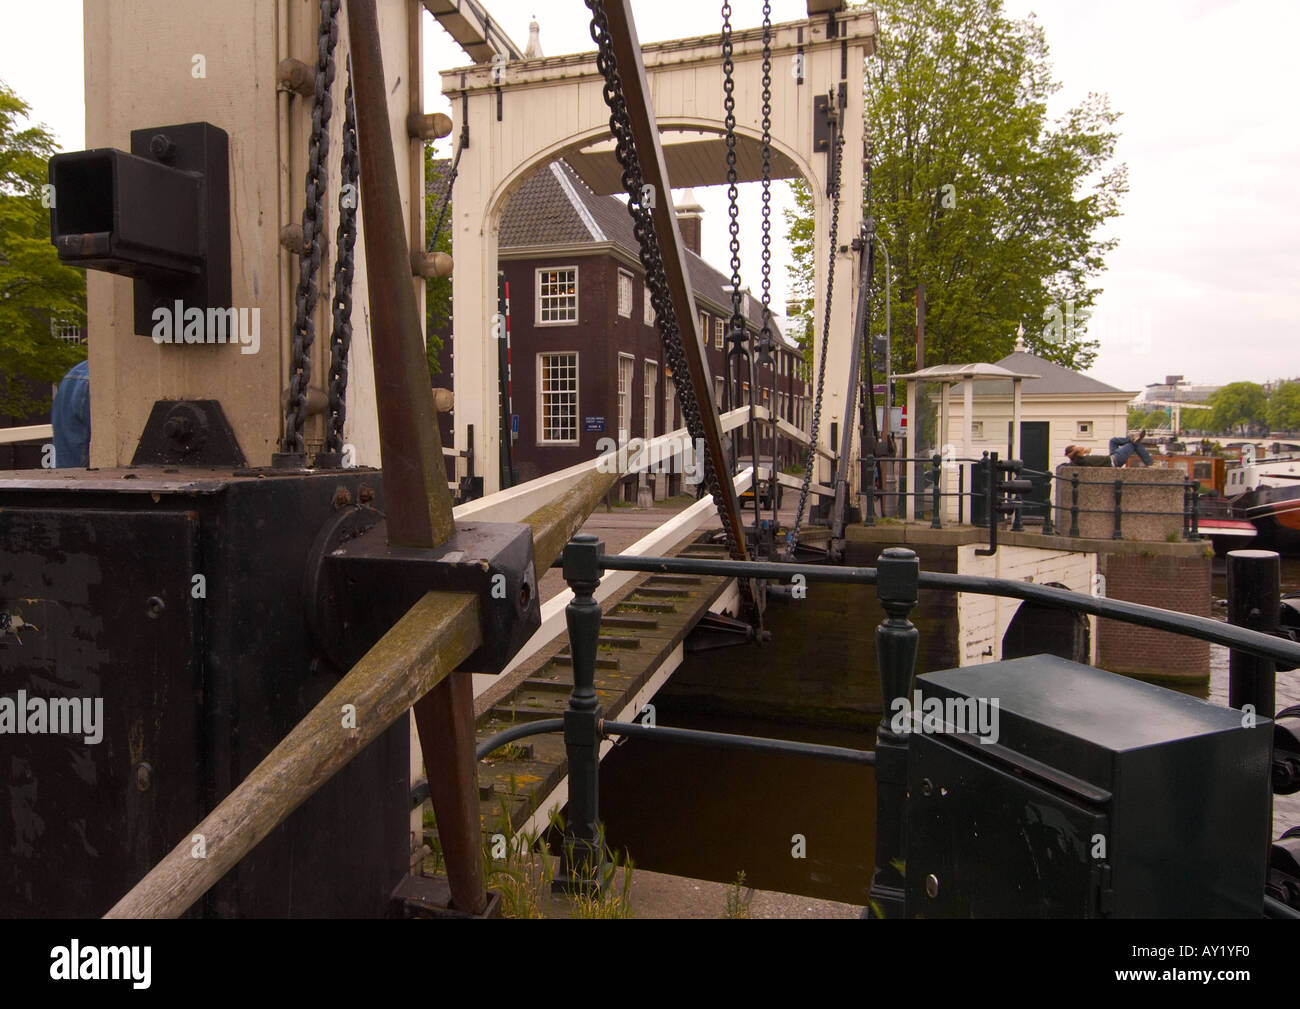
905 655 1272 917
0 468 409 917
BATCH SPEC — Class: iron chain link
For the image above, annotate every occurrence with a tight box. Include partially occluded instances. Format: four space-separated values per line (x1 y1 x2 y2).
585 0 738 557
283 0 341 455
325 64 358 454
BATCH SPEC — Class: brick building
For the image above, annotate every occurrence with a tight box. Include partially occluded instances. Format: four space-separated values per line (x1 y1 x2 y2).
432 159 810 496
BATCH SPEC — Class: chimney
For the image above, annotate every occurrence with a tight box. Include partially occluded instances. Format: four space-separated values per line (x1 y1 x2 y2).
524 18 543 59
675 188 703 256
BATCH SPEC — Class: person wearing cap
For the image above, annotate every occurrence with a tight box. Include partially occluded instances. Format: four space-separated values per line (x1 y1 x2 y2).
1064 430 1154 468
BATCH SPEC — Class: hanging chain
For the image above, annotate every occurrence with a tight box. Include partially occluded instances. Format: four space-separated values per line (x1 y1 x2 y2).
585 0 738 557
325 63 358 454
722 2 743 413
760 2 776 529
787 102 845 557
283 0 341 455
759 2 773 351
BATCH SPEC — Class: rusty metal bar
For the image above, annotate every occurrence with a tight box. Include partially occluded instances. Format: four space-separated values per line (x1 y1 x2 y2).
348 0 456 549
347 0 478 913
601 0 749 560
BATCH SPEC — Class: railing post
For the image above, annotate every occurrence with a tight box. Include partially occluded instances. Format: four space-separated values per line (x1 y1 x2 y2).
1227 549 1279 722
864 459 876 526
930 454 942 529
1010 462 1024 533
1192 486 1201 539
957 462 965 525
555 533 608 893
1040 475 1055 536
1069 472 1080 538
1182 477 1192 540
1112 478 1123 540
871 547 920 919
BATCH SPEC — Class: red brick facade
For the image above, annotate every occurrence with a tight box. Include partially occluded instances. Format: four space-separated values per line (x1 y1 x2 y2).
1097 552 1212 681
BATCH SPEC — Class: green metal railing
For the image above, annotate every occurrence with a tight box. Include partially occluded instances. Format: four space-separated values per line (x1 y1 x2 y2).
477 536 1300 918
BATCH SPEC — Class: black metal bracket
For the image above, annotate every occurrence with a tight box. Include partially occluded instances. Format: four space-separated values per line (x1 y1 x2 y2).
49 121 232 337
685 610 771 652
304 512 541 675
131 399 246 467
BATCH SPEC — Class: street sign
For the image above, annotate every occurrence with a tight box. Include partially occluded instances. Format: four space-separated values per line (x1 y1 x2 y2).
583 416 605 432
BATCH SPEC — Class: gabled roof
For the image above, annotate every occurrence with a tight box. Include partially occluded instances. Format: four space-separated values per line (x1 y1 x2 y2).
995 349 1135 397
488 158 788 345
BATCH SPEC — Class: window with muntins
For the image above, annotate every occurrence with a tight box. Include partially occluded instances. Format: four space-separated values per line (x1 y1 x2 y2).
537 268 578 324
539 352 578 442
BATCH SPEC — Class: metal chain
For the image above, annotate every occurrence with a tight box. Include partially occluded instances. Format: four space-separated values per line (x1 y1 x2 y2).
786 104 845 557
585 0 738 556
760 2 775 529
721 0 745 400
325 63 357 454
283 0 341 455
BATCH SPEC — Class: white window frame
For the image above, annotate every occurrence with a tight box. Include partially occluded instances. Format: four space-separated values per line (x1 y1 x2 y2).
537 351 579 444
536 266 579 326
714 317 725 351
617 353 635 443
643 282 655 326
971 420 984 440
617 268 633 318
664 374 676 432
643 360 657 438
1076 420 1094 438
699 310 709 345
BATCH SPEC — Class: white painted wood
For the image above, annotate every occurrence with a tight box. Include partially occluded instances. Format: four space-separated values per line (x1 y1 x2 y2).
0 425 53 445
442 13 877 494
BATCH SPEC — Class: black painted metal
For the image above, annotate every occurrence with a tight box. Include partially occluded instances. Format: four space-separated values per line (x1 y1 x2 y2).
477 718 564 760
1112 479 1123 539
1069 472 1081 537
929 455 942 529
908 656 1272 917
131 400 247 467
49 122 232 337
1228 550 1280 722
307 516 540 675
602 720 874 764
554 534 608 893
868 547 919 918
589 552 1300 665
0 469 408 917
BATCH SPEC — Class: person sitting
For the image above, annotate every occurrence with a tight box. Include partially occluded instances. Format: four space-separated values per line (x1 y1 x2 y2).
1064 431 1154 468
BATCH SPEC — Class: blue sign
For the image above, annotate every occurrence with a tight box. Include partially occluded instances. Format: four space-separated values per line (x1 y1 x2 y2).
511 414 519 435
584 416 605 432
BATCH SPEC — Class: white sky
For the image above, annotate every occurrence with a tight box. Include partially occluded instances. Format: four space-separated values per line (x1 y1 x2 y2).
2 0 1296 393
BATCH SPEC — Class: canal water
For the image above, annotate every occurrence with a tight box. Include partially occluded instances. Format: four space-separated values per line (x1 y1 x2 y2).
594 558 1300 906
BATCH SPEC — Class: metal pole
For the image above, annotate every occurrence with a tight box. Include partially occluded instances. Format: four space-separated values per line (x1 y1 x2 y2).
870 547 919 918
930 453 941 529
1113 479 1123 540
1227 549 1279 720
555 534 608 893
1070 472 1080 538
1041 476 1054 536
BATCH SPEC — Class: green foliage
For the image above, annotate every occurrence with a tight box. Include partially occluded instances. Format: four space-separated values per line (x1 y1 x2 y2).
1267 381 1300 433
722 870 753 918
424 142 452 377
785 0 1127 373
0 81 86 416
1206 381 1267 435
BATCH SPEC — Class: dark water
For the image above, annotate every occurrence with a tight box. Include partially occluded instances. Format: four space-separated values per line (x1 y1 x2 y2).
592 557 1300 905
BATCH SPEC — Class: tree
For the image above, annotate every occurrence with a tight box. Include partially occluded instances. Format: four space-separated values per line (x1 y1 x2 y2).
1206 382 1267 436
1267 380 1300 434
784 0 1127 373
423 141 451 377
0 81 86 416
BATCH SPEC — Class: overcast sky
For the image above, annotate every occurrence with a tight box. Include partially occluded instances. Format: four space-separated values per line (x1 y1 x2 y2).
3 1 1296 393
